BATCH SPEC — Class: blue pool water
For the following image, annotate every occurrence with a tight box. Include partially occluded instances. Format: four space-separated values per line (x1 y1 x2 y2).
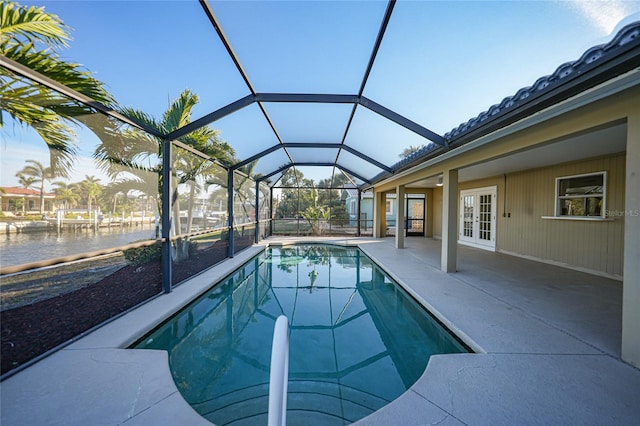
134 244 467 425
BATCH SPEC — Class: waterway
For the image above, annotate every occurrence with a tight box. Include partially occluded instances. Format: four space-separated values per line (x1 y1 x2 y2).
0 226 159 268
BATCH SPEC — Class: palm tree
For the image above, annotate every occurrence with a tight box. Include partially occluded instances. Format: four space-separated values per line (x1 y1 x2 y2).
100 182 129 215
0 1 114 174
95 89 235 261
79 175 102 212
52 181 80 210
15 172 36 190
227 161 259 227
16 172 37 213
399 145 425 159
16 159 65 213
15 171 36 212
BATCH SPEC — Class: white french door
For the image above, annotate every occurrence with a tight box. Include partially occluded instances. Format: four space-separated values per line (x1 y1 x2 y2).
459 186 497 251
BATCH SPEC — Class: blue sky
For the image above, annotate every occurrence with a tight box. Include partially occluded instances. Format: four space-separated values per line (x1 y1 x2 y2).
2 0 640 187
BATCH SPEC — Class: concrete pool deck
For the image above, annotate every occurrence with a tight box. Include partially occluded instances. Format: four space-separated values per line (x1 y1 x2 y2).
1 237 639 425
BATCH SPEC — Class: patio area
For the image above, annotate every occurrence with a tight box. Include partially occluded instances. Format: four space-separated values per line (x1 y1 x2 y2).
1 236 639 425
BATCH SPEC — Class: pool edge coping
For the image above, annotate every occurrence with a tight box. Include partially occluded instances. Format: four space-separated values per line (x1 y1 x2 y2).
112 239 470 425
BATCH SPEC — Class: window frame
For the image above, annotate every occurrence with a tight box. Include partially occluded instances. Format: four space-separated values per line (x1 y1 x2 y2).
385 199 393 215
554 171 607 218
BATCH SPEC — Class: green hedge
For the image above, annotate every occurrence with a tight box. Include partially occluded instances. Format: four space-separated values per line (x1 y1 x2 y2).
123 242 162 267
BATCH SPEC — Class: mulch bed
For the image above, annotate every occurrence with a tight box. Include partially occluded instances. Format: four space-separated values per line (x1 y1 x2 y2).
0 238 251 376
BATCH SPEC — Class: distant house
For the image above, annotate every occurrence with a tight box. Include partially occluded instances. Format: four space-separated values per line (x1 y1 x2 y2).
0 187 57 214
343 186 398 230
342 186 426 235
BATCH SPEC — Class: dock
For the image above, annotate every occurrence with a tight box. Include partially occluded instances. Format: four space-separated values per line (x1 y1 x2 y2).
1 216 156 234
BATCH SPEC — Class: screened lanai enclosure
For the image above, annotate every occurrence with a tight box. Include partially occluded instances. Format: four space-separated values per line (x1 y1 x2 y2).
2 0 640 375
1 0 455 291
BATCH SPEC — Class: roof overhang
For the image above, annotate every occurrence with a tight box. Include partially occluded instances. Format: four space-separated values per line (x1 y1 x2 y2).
369 67 640 191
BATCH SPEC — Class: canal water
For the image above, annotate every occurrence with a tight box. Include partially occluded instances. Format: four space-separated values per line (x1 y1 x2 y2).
0 226 159 268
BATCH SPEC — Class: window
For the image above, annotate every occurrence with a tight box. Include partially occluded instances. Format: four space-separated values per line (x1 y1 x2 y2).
555 172 606 217
386 200 393 215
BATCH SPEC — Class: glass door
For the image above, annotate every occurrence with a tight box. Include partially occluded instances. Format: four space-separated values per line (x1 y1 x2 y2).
461 194 475 242
459 187 496 250
406 197 425 236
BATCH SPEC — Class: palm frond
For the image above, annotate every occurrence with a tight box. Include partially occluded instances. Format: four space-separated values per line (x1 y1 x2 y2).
94 147 159 176
2 88 76 175
119 106 164 136
0 2 69 49
30 120 75 177
180 128 235 164
163 89 198 132
2 42 114 106
82 112 163 181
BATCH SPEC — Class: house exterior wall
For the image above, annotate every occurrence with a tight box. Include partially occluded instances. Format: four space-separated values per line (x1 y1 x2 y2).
433 187 443 239
344 194 397 228
353 198 377 232
376 83 637 280
429 154 625 278
425 188 434 238
432 178 505 240
498 153 625 278
346 197 372 226
0 196 56 214
384 194 397 225
371 76 639 366
382 191 430 234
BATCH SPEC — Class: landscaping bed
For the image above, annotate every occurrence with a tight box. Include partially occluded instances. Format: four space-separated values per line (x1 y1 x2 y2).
0 238 247 376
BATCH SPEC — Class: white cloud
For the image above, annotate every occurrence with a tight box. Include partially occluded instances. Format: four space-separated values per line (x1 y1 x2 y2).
0 143 110 190
567 0 640 35
0 145 50 187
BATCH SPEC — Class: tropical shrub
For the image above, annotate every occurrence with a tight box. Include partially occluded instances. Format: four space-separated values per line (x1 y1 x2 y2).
123 242 162 267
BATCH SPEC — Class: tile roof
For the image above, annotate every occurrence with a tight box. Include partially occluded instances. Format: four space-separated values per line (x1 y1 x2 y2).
1 187 56 197
444 22 640 143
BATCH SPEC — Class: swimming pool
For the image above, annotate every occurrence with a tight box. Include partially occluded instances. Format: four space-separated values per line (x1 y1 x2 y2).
134 244 468 425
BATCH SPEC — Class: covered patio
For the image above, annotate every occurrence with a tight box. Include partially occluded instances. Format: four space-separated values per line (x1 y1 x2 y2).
2 237 637 424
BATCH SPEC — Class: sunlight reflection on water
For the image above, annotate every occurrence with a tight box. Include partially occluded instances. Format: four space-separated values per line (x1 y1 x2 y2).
0 226 157 268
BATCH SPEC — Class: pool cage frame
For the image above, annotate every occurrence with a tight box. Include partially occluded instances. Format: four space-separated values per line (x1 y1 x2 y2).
0 0 445 293
0 55 385 294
